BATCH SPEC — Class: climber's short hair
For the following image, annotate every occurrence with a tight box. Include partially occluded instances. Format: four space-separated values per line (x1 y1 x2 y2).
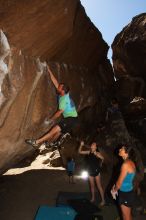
59 83 70 94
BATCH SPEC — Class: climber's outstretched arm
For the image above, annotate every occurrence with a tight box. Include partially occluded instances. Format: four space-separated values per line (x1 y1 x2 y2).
47 65 59 89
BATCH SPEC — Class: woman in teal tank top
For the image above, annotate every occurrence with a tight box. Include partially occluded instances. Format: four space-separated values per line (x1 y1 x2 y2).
111 144 137 220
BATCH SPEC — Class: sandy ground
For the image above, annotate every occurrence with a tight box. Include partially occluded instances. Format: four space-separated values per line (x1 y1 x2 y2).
0 151 145 220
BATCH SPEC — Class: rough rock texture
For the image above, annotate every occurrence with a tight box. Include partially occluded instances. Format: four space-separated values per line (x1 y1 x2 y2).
95 111 144 189
112 13 146 165
112 13 146 105
0 0 114 173
0 0 108 70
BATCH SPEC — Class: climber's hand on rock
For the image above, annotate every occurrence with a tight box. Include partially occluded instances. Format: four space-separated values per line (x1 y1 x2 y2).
44 118 54 126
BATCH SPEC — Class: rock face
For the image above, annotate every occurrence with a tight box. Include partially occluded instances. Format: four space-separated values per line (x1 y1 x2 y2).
112 13 146 105
96 111 144 190
0 0 108 70
0 1 114 173
112 13 146 165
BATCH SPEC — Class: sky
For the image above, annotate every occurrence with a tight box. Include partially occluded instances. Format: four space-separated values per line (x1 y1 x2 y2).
80 0 146 60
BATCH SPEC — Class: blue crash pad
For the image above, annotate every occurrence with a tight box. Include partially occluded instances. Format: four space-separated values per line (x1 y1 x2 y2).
35 205 77 220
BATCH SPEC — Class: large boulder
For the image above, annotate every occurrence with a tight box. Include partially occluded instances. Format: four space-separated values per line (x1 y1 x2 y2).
0 0 115 175
0 0 108 70
112 14 146 167
112 13 146 106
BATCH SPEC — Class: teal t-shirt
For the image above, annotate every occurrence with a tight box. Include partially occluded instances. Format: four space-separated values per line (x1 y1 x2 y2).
59 93 78 118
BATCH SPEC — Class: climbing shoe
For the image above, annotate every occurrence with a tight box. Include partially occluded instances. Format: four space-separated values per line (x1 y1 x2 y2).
25 139 39 148
45 141 58 148
59 133 71 144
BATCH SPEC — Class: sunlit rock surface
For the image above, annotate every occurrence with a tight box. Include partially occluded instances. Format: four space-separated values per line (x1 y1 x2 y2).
0 0 114 173
0 0 108 70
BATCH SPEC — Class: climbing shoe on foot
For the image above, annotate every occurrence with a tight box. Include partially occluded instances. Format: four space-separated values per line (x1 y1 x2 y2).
25 139 39 148
45 141 58 148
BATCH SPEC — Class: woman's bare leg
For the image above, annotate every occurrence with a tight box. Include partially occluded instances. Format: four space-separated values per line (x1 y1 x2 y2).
120 205 132 220
95 174 105 205
89 176 95 202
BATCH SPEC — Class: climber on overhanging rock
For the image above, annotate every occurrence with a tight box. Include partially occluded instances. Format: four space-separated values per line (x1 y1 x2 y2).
25 65 78 148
